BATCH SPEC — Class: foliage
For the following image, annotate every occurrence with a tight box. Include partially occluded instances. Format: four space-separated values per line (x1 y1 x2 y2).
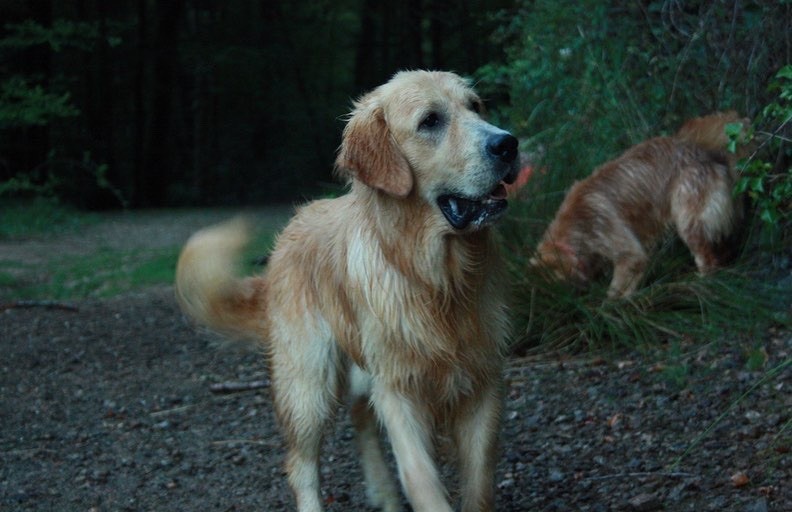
0 76 78 129
735 65 792 227
0 19 103 51
0 18 127 206
0 151 128 208
479 1 790 217
479 0 792 351
0 20 95 129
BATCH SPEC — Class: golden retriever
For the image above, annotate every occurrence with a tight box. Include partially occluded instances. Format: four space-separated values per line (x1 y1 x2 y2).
532 111 749 298
175 70 519 512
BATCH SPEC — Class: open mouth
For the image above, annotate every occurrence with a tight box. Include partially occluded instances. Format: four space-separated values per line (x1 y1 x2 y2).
437 182 509 230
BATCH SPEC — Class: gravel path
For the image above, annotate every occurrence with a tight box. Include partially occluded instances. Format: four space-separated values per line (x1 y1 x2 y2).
0 212 789 511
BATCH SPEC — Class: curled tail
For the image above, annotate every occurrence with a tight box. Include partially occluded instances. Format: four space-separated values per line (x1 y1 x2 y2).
675 110 751 159
175 217 268 340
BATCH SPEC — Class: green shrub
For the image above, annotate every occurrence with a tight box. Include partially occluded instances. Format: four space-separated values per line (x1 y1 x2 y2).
735 65 792 229
479 1 791 351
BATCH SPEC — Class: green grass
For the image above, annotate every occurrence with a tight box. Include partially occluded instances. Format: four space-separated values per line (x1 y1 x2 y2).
0 200 282 301
1 230 280 301
0 197 98 238
506 231 790 355
0 247 174 300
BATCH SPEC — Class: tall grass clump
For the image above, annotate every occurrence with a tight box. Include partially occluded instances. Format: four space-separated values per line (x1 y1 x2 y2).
479 1 791 352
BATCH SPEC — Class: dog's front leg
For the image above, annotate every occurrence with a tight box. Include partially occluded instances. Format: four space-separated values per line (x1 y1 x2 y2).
454 384 502 512
608 250 648 298
372 384 454 512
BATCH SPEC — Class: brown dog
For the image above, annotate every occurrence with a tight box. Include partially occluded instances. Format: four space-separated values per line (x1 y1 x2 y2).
175 71 519 512
532 111 749 298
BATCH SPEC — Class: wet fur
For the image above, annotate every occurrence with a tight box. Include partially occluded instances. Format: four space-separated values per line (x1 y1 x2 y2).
176 71 515 512
533 111 749 298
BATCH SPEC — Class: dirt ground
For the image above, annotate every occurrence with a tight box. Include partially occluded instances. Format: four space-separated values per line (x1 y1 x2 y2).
1 211 790 511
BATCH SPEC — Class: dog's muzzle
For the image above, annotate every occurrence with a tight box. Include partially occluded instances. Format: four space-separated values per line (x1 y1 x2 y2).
438 133 519 230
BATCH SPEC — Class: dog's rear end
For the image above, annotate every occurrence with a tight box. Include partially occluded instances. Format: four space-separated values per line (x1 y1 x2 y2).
671 111 749 271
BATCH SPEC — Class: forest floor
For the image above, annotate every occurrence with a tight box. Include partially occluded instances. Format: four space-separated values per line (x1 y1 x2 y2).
0 210 790 511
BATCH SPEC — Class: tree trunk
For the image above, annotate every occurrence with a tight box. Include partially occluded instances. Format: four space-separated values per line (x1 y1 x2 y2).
26 0 53 176
405 0 424 68
140 0 184 207
133 0 147 207
354 0 378 92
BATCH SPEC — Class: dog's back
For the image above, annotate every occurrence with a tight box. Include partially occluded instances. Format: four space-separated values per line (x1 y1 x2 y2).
672 111 750 267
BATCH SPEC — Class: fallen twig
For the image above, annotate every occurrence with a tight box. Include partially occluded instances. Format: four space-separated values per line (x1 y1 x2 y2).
150 404 196 418
209 379 269 394
211 438 276 447
0 300 79 312
583 471 694 482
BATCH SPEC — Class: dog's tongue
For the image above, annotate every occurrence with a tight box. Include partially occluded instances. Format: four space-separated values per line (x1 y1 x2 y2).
489 183 508 200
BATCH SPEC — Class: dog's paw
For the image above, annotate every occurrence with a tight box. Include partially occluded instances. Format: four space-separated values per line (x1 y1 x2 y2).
365 481 401 512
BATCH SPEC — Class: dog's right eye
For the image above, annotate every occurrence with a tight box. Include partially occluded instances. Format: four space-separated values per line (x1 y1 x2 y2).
419 112 441 130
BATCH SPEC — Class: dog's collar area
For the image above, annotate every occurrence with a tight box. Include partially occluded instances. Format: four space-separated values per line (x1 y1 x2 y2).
437 183 509 230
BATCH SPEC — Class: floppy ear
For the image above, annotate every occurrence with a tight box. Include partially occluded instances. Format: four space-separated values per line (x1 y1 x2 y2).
335 103 414 198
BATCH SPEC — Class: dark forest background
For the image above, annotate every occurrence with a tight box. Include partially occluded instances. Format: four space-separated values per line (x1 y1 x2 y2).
0 0 514 209
0 0 789 219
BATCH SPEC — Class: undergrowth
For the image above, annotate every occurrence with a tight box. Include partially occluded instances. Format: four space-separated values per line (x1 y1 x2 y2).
0 197 97 238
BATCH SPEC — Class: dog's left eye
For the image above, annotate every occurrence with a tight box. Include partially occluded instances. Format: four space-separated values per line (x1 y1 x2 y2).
470 101 482 114
419 112 441 130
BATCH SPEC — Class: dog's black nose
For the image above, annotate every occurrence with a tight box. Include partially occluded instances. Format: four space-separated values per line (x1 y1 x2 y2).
487 133 518 164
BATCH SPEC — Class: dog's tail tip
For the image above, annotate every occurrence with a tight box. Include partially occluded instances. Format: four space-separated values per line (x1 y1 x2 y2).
175 217 265 340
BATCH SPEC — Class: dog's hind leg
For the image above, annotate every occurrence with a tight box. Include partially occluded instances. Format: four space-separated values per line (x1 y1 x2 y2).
679 223 721 275
349 366 401 512
673 164 736 274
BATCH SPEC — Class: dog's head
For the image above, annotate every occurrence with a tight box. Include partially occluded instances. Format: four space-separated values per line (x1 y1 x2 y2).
336 70 519 231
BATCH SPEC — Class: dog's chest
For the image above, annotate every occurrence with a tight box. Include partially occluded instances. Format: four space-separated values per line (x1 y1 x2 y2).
340 228 504 388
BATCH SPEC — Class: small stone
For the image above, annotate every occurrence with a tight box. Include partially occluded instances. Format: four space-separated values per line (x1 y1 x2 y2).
548 468 564 482
497 478 514 489
628 492 661 512
743 498 768 512
731 471 750 487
